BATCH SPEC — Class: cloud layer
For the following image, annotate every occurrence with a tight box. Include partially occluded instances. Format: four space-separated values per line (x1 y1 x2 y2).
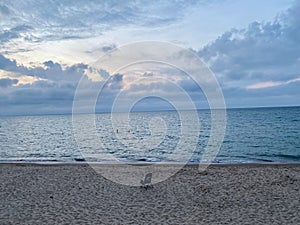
0 0 206 43
198 2 300 107
0 1 299 114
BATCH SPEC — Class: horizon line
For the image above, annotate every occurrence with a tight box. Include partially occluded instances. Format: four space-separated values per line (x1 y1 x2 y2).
0 105 299 117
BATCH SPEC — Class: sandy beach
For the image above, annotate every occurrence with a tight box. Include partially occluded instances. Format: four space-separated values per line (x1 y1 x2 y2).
0 163 299 224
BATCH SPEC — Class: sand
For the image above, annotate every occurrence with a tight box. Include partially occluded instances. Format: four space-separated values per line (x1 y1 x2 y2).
0 163 299 224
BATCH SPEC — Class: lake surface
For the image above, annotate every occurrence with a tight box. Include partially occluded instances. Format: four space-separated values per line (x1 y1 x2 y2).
0 107 299 163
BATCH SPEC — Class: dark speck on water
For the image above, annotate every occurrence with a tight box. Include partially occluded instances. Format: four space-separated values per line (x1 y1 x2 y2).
74 158 86 162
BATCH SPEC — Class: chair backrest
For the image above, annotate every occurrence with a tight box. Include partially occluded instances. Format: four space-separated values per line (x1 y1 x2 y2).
141 173 152 185
144 173 152 184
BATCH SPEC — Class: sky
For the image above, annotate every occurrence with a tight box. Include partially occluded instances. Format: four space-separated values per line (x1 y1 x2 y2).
0 0 299 115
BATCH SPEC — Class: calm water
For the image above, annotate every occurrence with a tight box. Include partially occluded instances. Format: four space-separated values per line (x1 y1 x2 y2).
0 107 299 163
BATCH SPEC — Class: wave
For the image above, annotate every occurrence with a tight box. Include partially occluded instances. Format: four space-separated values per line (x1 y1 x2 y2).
247 153 300 161
276 154 300 160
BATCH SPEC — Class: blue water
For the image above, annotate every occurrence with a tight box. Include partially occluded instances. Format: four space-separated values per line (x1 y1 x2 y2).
0 107 299 163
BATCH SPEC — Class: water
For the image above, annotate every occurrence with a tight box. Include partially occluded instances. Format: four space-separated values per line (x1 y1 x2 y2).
0 107 299 163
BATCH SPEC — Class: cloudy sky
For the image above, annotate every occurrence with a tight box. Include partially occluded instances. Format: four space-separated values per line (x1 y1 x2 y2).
0 0 299 115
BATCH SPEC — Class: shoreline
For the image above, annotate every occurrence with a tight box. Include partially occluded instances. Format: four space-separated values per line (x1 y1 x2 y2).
1 161 300 166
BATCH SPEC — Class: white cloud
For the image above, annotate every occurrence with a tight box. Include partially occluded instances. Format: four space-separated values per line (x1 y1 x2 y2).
247 78 300 89
198 1 300 88
0 0 203 42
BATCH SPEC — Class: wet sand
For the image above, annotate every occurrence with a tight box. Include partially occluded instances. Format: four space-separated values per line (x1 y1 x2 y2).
0 163 299 224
